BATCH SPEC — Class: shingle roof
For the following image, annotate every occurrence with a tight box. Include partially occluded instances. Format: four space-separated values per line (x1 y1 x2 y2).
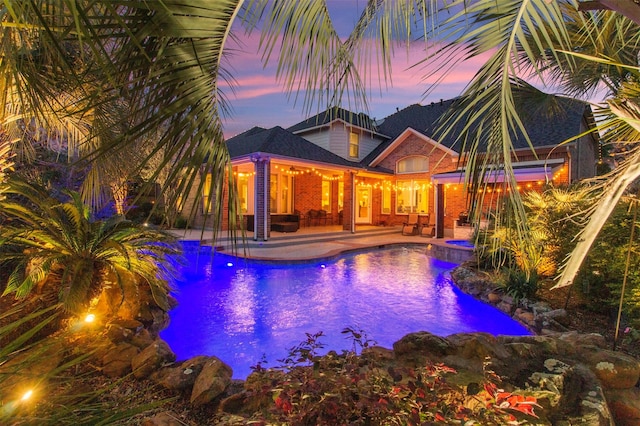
287 106 379 134
365 93 593 165
226 126 359 168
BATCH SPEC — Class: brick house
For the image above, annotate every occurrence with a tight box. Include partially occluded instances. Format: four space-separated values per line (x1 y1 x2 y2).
185 94 599 241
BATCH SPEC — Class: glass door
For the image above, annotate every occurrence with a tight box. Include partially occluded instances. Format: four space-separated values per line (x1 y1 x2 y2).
355 187 372 224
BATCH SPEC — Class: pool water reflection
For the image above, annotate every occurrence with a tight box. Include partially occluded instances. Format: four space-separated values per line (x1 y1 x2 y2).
161 245 530 379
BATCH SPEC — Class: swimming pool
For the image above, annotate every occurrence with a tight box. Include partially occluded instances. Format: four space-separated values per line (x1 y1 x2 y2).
161 244 530 379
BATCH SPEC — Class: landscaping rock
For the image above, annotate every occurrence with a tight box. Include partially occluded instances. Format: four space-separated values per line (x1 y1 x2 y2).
152 355 209 391
102 342 139 378
106 319 144 343
447 332 510 361
190 356 233 406
558 332 607 349
583 349 640 389
132 338 176 379
605 387 640 426
392 331 452 358
130 327 156 349
497 300 514 314
514 308 536 326
487 292 502 303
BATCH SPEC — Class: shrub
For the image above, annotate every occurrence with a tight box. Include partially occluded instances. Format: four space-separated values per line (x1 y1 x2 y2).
242 329 541 424
499 268 539 302
0 178 180 315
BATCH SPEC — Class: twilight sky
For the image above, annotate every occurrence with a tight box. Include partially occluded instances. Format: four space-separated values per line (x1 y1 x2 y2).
220 2 492 139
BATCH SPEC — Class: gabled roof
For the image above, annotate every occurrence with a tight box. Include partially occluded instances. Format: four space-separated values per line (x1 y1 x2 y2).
367 93 595 166
377 99 457 144
287 106 387 137
226 126 360 168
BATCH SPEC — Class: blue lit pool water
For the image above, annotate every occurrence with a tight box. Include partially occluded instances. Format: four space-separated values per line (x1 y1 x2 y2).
161 244 529 379
445 239 475 248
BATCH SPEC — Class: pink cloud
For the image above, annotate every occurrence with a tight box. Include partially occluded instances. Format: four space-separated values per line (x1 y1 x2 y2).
221 33 493 138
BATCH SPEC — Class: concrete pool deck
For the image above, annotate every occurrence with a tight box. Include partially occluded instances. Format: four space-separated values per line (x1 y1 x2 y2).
169 225 475 262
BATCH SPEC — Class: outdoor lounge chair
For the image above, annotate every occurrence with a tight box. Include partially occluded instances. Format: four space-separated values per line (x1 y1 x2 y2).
421 224 435 237
402 213 419 236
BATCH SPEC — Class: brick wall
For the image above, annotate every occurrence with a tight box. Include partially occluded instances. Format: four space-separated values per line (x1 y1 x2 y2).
375 132 459 227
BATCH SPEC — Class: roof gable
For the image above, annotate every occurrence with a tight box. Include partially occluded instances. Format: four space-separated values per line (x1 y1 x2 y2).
287 106 379 134
367 128 459 167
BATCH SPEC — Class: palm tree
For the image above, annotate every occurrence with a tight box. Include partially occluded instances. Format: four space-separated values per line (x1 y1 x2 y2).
0 177 179 315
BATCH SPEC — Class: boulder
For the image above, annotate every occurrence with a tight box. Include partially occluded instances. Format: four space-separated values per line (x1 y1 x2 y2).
130 327 156 349
393 332 452 358
190 356 233 406
583 350 640 389
606 388 640 426
102 342 139 378
106 319 144 343
558 332 607 349
487 292 502 303
132 339 176 379
447 333 510 361
152 355 210 391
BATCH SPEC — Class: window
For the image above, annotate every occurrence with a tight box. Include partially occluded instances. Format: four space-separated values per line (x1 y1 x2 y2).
203 173 214 214
349 132 359 158
338 181 344 212
322 180 331 212
396 180 429 214
382 185 391 214
236 173 252 214
270 172 291 214
397 156 429 174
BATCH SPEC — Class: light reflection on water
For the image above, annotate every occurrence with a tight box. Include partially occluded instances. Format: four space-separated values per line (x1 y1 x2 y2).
161 244 530 379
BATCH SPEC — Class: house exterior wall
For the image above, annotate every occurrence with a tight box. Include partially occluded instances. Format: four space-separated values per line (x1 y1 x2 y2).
302 128 331 151
183 109 597 237
375 133 459 227
299 122 385 162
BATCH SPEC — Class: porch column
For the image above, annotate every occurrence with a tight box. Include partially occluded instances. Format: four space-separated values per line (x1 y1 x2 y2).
343 171 355 233
435 183 445 238
252 156 271 241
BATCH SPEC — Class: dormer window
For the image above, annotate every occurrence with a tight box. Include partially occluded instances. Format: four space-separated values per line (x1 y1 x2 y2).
349 132 359 158
397 155 429 174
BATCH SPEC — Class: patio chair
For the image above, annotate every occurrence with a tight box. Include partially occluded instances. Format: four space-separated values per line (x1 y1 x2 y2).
318 209 331 225
421 223 435 237
402 213 420 235
307 209 319 226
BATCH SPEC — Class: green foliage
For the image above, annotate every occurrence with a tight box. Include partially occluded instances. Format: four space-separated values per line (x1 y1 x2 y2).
243 329 541 425
0 178 180 315
574 201 640 321
172 215 190 229
478 185 593 301
515 187 640 322
0 300 173 425
498 268 539 303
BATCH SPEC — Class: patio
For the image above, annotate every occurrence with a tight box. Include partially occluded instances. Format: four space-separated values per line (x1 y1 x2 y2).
170 224 436 261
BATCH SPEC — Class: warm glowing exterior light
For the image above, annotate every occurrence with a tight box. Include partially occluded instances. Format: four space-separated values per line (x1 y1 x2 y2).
85 313 96 323
21 390 33 401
